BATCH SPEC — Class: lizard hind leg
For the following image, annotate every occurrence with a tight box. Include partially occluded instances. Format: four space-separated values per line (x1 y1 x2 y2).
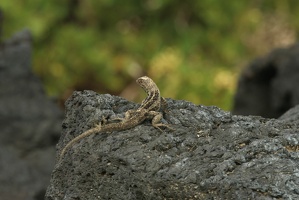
101 116 108 125
91 116 104 130
110 110 135 122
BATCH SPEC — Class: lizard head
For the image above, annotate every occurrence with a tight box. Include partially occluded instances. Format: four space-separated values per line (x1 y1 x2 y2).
136 76 156 91
136 76 160 96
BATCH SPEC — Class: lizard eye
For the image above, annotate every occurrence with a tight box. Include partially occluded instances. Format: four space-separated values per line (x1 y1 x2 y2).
136 76 151 87
137 77 146 84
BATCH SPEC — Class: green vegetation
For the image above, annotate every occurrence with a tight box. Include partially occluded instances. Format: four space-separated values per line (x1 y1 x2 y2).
2 1 299 110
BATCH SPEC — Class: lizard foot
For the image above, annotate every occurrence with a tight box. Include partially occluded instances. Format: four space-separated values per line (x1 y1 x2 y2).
153 123 174 132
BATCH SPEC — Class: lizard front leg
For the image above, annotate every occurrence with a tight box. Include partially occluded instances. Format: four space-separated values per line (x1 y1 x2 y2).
148 111 173 131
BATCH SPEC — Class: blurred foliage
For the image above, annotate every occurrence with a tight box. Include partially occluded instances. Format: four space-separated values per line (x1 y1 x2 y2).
1 0 298 110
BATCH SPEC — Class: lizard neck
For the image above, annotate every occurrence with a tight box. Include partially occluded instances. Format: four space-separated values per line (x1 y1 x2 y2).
140 87 160 111
136 76 161 111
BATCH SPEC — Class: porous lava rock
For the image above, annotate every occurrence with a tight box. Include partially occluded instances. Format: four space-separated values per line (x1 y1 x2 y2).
46 91 299 199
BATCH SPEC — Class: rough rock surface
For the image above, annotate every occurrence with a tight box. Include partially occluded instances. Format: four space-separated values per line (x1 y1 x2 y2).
233 43 299 118
279 105 299 125
46 90 299 199
0 30 63 200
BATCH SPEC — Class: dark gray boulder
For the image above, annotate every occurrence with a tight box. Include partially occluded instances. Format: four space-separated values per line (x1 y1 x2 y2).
0 30 63 200
46 90 299 199
233 43 299 118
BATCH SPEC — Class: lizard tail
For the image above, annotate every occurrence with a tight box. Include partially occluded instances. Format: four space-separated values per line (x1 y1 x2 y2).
59 125 101 162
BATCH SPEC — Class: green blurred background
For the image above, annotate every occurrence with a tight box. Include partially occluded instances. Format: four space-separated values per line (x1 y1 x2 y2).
2 1 298 110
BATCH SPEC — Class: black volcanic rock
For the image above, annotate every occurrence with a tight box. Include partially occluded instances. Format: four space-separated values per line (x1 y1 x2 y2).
233 43 299 118
46 91 299 199
0 29 63 200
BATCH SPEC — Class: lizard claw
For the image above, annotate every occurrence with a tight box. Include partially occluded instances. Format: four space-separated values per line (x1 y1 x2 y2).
101 116 108 125
153 123 174 132
95 123 102 130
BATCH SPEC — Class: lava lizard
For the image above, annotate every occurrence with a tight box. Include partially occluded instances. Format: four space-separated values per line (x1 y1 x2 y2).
59 76 172 161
